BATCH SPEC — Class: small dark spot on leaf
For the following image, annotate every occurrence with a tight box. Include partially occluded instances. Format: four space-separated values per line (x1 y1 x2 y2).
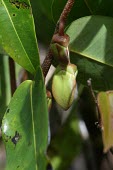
17 165 20 168
11 131 21 146
6 108 10 113
46 163 53 170
13 13 16 16
9 0 30 9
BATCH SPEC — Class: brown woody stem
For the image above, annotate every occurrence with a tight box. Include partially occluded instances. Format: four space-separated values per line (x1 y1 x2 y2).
58 0 75 35
41 50 53 78
42 0 75 78
9 57 17 96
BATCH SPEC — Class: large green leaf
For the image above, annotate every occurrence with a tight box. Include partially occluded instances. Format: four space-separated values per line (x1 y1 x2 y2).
1 67 48 169
66 15 113 90
0 0 39 74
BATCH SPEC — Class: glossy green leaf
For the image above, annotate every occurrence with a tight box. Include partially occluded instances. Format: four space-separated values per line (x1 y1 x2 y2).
97 91 113 153
0 0 39 74
66 15 113 90
1 67 48 169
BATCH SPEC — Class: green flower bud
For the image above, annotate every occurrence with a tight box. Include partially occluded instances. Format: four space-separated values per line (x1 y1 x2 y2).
50 33 70 65
50 43 69 65
52 64 78 110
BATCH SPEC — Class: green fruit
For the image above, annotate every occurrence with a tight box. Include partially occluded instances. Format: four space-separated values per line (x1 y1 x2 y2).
52 64 78 110
50 43 69 65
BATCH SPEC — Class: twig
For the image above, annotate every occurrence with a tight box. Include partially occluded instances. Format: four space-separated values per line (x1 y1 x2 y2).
58 0 75 35
41 0 75 78
9 57 17 96
87 78 97 103
87 78 101 125
41 50 53 79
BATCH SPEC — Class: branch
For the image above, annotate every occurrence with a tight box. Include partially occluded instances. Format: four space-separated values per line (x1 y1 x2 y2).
87 78 101 125
58 0 75 35
41 0 75 78
41 50 53 79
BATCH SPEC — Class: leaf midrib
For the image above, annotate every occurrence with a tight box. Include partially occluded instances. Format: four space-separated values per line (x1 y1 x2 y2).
70 49 113 68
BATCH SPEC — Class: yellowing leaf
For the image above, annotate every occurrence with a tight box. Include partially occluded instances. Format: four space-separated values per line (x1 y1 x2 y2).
97 91 113 152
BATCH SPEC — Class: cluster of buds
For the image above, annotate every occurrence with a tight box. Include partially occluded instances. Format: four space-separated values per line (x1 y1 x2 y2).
50 33 78 110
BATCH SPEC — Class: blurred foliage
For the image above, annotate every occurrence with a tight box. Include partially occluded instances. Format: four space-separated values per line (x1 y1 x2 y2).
48 102 83 170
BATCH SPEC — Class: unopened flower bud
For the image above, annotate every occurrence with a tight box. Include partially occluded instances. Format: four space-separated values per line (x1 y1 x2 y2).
52 64 78 110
